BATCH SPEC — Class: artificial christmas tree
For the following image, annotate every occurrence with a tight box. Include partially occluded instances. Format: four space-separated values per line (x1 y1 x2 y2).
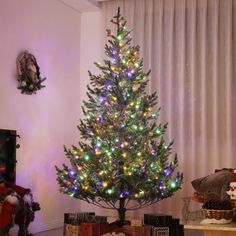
56 8 183 225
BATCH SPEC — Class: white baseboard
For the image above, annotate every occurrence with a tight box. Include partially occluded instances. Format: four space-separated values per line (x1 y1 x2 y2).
30 218 64 234
9 218 64 235
9 214 124 234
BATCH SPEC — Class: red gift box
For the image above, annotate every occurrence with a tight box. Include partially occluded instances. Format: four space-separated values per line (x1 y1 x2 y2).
80 223 100 236
99 223 110 234
80 223 99 236
111 225 151 236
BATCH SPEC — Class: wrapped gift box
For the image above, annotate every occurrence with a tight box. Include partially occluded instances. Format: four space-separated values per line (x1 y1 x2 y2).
99 223 110 234
144 214 172 227
144 214 183 236
177 224 184 236
64 213 77 225
80 223 100 236
64 224 80 236
168 218 184 236
64 212 107 225
169 218 179 236
64 222 109 236
64 212 95 225
84 215 107 224
122 225 151 236
131 219 142 227
151 226 169 236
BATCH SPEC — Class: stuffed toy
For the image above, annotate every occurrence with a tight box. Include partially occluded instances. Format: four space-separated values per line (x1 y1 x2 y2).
191 169 234 203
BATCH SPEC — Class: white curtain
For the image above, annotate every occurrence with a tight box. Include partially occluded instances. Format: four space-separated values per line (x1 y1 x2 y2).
101 0 236 220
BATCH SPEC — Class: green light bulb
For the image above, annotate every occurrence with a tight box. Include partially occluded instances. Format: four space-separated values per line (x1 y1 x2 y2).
107 189 113 194
139 190 144 196
156 129 161 134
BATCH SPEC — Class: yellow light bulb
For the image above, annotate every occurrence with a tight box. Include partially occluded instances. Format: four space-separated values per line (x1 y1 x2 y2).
132 86 138 92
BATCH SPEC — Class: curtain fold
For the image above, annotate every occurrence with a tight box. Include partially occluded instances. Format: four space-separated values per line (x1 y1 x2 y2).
102 0 236 218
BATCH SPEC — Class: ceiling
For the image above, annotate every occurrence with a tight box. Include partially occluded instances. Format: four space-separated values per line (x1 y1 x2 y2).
59 0 103 12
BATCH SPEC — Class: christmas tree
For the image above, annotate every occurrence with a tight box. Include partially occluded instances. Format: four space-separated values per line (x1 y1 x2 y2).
55 8 183 224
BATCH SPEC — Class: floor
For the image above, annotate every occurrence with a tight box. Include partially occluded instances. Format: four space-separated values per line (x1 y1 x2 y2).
31 228 202 236
33 228 63 236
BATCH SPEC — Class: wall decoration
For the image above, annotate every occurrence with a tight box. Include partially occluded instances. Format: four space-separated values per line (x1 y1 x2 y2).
16 51 46 95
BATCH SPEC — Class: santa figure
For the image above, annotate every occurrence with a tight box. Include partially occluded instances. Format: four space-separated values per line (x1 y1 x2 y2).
0 181 40 236
227 170 236 209
0 185 16 234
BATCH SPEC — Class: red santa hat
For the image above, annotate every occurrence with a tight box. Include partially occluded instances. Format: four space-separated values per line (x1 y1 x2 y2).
5 182 30 198
0 185 13 196
233 170 236 182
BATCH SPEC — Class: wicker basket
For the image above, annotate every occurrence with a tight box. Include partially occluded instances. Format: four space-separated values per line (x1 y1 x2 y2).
202 209 235 220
